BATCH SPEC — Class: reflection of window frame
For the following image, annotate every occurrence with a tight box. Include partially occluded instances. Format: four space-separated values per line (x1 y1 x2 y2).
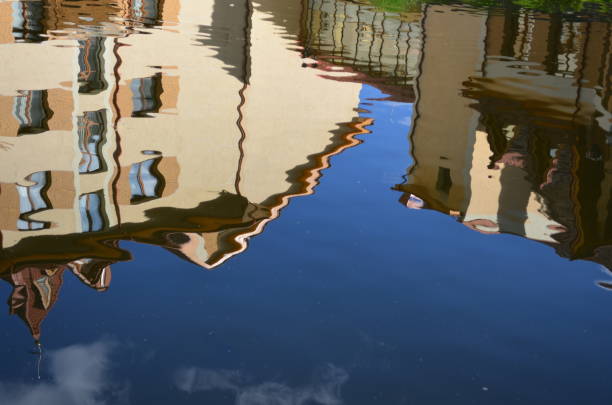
16 171 52 231
79 191 108 233
130 73 164 117
78 110 107 174
13 90 53 135
11 0 45 43
78 38 108 94
129 157 165 204
132 0 163 26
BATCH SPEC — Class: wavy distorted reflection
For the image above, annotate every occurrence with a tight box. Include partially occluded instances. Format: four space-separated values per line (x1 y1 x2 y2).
0 0 388 342
394 4 612 277
0 0 611 346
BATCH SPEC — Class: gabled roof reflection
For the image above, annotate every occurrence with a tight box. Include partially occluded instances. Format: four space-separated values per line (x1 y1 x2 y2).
0 0 378 341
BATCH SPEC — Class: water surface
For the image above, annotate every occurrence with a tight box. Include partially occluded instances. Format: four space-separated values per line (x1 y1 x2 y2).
0 0 611 403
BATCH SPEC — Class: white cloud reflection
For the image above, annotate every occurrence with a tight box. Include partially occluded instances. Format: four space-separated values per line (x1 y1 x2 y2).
175 364 348 405
0 340 129 405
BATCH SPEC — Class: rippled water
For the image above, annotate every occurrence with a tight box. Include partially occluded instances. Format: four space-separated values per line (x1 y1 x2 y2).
0 0 611 403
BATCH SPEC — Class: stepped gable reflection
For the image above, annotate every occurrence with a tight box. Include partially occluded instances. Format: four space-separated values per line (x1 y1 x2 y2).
0 0 375 341
396 4 612 271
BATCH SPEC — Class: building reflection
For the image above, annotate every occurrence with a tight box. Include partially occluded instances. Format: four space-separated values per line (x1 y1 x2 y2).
0 0 375 340
300 0 422 102
396 4 612 271
1 0 609 342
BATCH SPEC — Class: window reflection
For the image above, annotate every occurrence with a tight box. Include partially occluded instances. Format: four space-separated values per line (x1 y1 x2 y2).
129 157 165 203
78 110 107 174
16 171 51 231
79 191 107 233
11 0 45 43
132 0 161 26
78 38 108 94
13 90 52 135
131 74 163 117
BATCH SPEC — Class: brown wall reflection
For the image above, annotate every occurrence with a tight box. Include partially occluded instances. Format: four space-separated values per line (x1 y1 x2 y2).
396 5 612 272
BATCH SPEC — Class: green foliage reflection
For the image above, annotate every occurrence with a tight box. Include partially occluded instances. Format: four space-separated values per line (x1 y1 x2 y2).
365 0 611 13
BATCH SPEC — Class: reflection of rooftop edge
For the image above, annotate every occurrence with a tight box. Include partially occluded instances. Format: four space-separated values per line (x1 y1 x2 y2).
0 116 374 275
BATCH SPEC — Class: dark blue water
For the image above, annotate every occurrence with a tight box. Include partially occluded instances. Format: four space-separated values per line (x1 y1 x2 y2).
1 84 610 404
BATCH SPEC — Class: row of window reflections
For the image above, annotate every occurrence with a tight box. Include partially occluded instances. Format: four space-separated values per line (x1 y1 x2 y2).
10 72 163 136
8 0 599 81
16 158 165 232
9 0 163 43
303 0 600 81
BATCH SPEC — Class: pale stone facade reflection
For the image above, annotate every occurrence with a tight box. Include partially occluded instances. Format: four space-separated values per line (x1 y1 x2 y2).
0 0 368 275
397 4 612 269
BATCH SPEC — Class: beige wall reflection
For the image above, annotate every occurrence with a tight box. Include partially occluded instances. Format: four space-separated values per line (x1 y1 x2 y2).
0 0 369 275
397 4 612 269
